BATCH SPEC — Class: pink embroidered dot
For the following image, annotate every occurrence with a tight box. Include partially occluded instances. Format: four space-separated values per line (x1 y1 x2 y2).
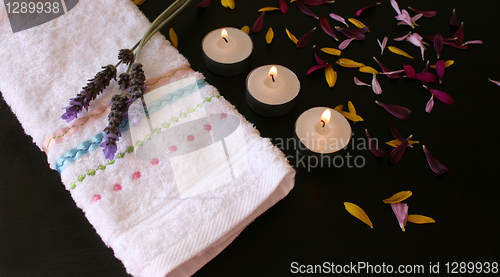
169 145 177 152
204 124 212 132
93 194 101 202
187 135 195 142
133 172 141 180
151 158 159 165
114 184 122 191
220 113 227 119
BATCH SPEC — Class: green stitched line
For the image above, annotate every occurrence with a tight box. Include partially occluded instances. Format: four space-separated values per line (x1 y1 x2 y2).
144 67 191 86
70 94 220 190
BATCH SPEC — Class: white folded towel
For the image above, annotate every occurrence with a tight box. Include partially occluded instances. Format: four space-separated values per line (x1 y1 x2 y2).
0 1 295 276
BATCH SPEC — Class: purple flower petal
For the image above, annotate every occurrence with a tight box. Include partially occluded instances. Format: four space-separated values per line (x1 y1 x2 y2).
390 135 411 163
278 0 288 14
296 27 316 48
329 12 348 26
391 203 409 231
336 26 369 34
404 65 416 79
356 2 381 17
424 86 454 105
377 36 388 54
390 123 412 148
489 78 500 86
435 60 445 83
196 0 212 8
300 0 334 5
425 95 434 113
297 1 318 19
434 33 443 59
408 6 437 18
454 22 465 44
450 9 459 26
415 72 437 83
423 145 450 175
339 37 355 50
354 76 370 86
463 40 483 46
376 101 411 120
252 11 265 33
306 64 329 75
320 17 338 41
365 129 387 158
371 74 382 95
313 46 326 65
422 60 430 73
373 57 402 79
443 41 470 49
336 27 366 40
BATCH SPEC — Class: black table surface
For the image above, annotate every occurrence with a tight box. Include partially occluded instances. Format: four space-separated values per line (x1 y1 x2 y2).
1 0 499 276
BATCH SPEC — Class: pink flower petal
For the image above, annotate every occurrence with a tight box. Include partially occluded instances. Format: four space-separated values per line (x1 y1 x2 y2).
391 0 401 15
415 72 437 83
300 0 335 6
320 17 338 41
306 64 329 75
371 74 382 95
377 36 388 54
463 40 483 46
425 95 434 113
356 2 381 17
297 1 318 19
450 9 459 26
408 6 437 18
412 13 423 22
329 12 348 26
393 32 410 41
365 129 387 158
373 57 402 79
296 27 316 49
354 76 370 86
423 145 450 175
489 78 500 86
443 41 469 49
252 11 265 33
404 65 416 79
435 60 445 83
390 136 411 163
423 86 454 105
278 0 288 14
434 33 443 59
313 46 326 65
391 203 409 231
376 101 411 120
196 0 212 8
339 37 355 50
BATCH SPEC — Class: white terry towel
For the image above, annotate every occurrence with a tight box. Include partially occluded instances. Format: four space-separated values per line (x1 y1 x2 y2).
0 1 295 276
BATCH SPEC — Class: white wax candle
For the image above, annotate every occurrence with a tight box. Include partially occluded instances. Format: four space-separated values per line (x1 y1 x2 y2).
246 65 300 105
295 107 351 154
202 27 252 64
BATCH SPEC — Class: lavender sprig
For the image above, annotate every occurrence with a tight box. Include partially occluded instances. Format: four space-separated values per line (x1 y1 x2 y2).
100 94 127 160
127 63 146 102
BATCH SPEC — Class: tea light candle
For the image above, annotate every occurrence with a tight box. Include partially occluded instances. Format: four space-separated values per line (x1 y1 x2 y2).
246 65 300 117
202 27 253 76
295 107 351 154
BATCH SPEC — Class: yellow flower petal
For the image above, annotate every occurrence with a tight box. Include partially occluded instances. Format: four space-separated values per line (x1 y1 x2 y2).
430 60 455 68
334 104 343 113
221 0 234 9
221 0 228 7
341 111 364 122
348 18 366 28
258 7 281 12
359 66 379 74
169 28 178 48
388 46 414 59
265 27 274 44
347 100 356 114
344 202 374 229
386 139 419 148
241 25 250 35
383 191 412 204
408 214 436 224
337 58 365 68
133 0 146 5
290 0 297 2
325 65 337 87
321 47 342 56
285 28 298 44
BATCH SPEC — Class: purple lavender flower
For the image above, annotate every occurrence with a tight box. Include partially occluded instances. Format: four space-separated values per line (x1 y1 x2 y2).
127 63 146 102
100 94 127 160
118 49 135 65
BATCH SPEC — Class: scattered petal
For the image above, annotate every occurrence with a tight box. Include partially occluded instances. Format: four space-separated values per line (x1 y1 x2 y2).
425 95 435 113
408 6 437 18
443 41 469 49
196 0 212 8
489 78 500 86
336 26 367 40
407 214 436 224
454 22 465 44
391 203 409 231
325 65 337 87
430 60 454 68
462 40 483 46
386 139 419 148
320 47 341 56
329 12 348 27
388 46 414 59
365 129 386 158
371 74 382 95
377 36 388 54
337 58 365 68
433 33 443 59
348 18 367 28
423 86 454 105
359 66 378 74
383 191 412 204
435 60 445 83
415 73 437 83
395 9 418 28
300 0 334 5
296 27 316 48
306 64 328 75
265 27 274 44
241 25 250 34
450 9 459 27
339 37 355 50
423 145 450 175
252 11 265 33
344 202 374 229
354 76 371 86
404 64 416 79
334 104 343 112
393 32 411 41
169 28 178 48
356 2 381 17
286 28 298 44
221 0 235 9
390 123 408 146
279 0 288 14
320 17 338 41
373 57 402 78
297 1 319 19
390 0 401 15
376 101 411 120
258 7 280 12
313 46 326 65
406 33 426 60
390 135 411 163
341 101 364 122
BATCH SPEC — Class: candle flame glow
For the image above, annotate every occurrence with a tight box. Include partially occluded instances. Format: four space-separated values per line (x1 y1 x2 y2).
269 66 278 78
221 29 228 38
321 109 331 126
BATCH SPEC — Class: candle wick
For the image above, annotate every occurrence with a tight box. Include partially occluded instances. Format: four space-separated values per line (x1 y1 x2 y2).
222 37 228 43
321 120 326 128
271 75 275 82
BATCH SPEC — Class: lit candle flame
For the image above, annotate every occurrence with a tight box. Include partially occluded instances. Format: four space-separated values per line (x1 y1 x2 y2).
221 29 228 42
321 109 331 127
269 66 277 82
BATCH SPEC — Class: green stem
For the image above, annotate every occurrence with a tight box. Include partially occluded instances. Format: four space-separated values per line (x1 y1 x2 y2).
142 0 192 45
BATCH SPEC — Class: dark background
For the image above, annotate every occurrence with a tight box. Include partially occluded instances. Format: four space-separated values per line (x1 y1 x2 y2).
1 0 499 276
